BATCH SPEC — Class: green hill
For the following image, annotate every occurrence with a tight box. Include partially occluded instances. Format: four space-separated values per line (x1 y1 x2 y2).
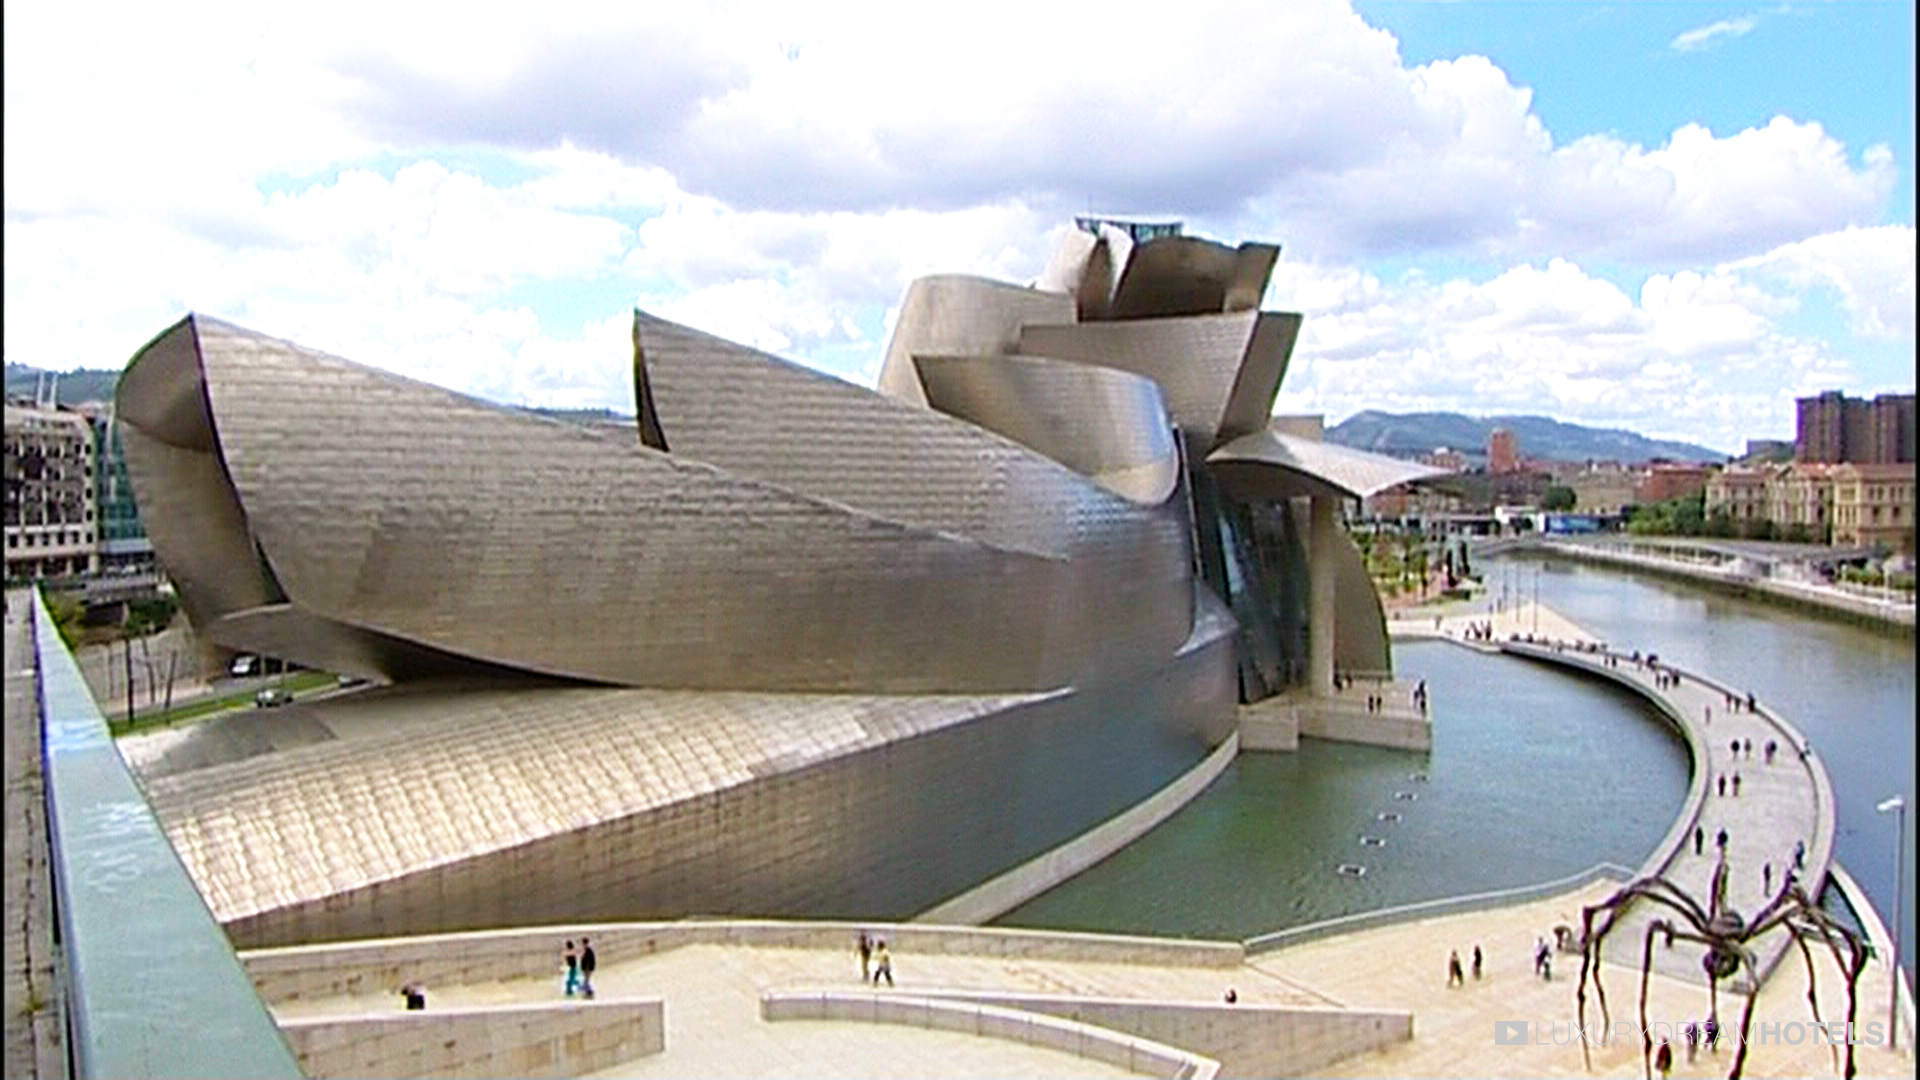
6 363 122 405
1327 410 1726 465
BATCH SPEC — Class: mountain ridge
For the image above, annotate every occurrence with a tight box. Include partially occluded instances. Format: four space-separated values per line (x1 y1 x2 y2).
1326 410 1727 464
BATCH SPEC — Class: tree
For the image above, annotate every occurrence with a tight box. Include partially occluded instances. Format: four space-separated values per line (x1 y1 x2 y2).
1541 485 1577 511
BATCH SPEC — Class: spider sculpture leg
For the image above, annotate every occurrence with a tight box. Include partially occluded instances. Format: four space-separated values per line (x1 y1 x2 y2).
1578 880 1713 1072
1639 919 1668 1080
1728 943 1763 1079
1787 920 1841 1075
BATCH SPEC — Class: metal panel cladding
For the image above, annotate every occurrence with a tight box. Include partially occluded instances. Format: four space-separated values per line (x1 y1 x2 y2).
118 316 1194 694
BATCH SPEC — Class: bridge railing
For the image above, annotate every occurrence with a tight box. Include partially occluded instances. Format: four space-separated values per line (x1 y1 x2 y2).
30 588 301 1079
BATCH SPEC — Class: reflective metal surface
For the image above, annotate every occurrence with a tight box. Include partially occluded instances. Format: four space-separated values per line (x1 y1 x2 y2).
111 221 1441 944
1108 236 1281 320
148 589 1236 945
875 275 1075 406
1017 312 1290 449
1209 427 1448 501
120 315 1193 694
911 353 1180 504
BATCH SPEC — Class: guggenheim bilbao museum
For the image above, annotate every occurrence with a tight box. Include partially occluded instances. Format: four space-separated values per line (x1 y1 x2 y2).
116 219 1440 947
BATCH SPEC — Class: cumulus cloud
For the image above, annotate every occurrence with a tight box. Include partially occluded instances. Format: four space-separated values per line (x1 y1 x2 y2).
296 1 1893 266
1723 224 1916 341
2 0 1906 458
1672 16 1758 52
1273 255 1856 452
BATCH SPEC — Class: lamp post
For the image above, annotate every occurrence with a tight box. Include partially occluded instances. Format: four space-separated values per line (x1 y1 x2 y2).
1880 794 1907 1051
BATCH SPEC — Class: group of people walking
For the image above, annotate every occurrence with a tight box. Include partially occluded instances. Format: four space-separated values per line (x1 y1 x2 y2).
856 931 894 986
561 937 597 998
1444 944 1483 986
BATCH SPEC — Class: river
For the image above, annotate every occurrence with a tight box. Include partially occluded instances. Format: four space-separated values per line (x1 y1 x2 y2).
997 555 1915 976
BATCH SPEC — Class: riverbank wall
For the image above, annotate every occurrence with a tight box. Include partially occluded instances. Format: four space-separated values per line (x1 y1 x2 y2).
1489 539 1914 635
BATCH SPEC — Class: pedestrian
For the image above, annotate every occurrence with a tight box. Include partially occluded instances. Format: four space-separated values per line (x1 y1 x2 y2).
1705 1014 1720 1053
1224 988 1237 1003
1684 1020 1699 1063
400 980 427 1011
1763 862 1772 893
1694 825 1704 855
1655 1037 1673 1079
1541 954 1551 981
1704 704 1712 725
857 931 873 981
1730 737 1740 758
1717 775 1726 797
1794 839 1806 870
579 936 596 999
872 939 894 986
1472 944 1483 980
563 940 580 997
1716 826 1728 851
1447 950 1464 987
1533 937 1547 976
1744 737 1753 757
1765 739 1777 764
1746 691 1756 712
1731 772 1741 797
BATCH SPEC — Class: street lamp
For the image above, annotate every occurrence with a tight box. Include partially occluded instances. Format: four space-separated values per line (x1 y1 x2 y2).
1880 794 1907 1051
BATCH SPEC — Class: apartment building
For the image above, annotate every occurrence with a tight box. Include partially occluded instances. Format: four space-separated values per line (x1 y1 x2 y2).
4 396 98 580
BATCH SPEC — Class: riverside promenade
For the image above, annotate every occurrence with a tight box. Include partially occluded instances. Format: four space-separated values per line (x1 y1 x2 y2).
1484 536 1915 632
1396 594 1845 990
1498 638 1832 993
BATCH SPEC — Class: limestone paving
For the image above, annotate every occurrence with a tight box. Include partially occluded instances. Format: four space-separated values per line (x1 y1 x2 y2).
1252 878 1910 1079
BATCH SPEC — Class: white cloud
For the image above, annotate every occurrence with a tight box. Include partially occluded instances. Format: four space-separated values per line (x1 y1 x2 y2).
1672 16 1758 52
2 0 1907 458
1724 224 1916 341
1273 255 1856 453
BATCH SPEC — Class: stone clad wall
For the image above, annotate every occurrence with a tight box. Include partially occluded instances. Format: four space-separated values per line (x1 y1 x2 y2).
876 989 1410 1079
761 990 1219 1079
279 999 663 1079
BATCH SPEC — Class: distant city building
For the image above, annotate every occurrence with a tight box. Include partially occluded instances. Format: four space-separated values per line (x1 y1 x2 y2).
4 395 98 581
1795 391 1915 464
1704 466 1777 525
1768 464 1837 539
1419 447 1468 472
1488 428 1517 474
1742 438 1793 463
1551 462 1639 515
1635 462 1710 505
1829 463 1916 555
74 401 155 574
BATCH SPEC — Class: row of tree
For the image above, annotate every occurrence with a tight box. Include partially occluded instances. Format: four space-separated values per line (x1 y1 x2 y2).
1625 492 1829 543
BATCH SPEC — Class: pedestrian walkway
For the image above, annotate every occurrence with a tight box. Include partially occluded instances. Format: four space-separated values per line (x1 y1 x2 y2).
1387 598 1601 651
3 590 64 1080
1500 639 1831 994
1253 878 1910 1078
262 900 1910 1079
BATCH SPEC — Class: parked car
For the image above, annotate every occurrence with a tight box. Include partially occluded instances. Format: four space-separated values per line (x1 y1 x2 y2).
254 687 291 708
230 654 259 677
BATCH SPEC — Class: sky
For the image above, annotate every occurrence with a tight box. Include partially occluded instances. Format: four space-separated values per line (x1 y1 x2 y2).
4 1 1913 454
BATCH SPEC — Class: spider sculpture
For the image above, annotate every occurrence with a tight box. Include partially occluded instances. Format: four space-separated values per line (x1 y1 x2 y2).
1573 855 1869 1080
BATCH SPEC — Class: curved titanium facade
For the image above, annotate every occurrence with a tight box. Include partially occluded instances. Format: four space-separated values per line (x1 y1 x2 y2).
911 353 1180 504
121 316 1193 694
120 221 1438 943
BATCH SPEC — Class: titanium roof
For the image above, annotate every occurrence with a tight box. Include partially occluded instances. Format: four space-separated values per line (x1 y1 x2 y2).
1206 428 1449 501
